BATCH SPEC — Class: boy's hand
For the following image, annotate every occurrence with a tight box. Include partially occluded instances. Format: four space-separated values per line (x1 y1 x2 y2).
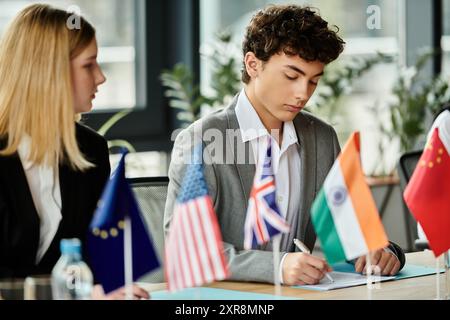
355 249 401 276
282 252 332 286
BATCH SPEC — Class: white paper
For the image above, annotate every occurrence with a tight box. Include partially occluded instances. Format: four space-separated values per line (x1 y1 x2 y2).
295 272 395 291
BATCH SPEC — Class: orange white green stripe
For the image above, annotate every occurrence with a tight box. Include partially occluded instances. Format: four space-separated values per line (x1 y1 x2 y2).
311 132 388 264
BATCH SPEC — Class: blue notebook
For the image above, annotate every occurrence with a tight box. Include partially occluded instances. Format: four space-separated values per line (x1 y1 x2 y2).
331 262 445 280
151 287 300 300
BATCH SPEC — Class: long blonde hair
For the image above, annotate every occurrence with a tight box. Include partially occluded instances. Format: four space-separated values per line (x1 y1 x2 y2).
0 4 96 171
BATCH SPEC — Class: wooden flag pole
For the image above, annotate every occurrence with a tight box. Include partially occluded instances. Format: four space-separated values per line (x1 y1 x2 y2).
124 215 133 300
273 235 282 298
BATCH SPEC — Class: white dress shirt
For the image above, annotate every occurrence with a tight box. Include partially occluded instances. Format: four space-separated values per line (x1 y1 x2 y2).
235 89 301 283
17 136 62 264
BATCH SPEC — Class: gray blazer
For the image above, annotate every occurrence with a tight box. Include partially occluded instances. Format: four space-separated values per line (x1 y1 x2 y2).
164 95 341 283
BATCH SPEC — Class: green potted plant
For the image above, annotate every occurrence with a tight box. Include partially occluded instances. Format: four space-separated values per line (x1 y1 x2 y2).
90 109 151 177
362 51 450 251
307 52 393 126
160 32 241 128
370 51 450 177
96 109 136 152
161 32 392 132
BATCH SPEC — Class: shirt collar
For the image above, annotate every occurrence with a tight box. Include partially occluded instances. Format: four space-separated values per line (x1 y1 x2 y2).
235 89 268 143
282 120 299 149
235 89 299 149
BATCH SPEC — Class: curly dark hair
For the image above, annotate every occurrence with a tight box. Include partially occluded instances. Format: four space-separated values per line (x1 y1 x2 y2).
242 5 345 83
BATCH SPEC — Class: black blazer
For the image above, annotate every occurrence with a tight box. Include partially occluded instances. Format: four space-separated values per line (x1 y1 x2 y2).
0 123 110 278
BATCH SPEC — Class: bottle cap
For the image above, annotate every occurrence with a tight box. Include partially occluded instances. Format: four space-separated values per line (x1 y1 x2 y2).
60 238 81 255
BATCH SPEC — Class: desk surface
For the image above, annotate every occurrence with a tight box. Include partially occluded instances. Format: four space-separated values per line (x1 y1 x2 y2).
141 250 448 300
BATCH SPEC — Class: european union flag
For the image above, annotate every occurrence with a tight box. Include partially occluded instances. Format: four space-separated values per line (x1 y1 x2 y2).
87 151 160 293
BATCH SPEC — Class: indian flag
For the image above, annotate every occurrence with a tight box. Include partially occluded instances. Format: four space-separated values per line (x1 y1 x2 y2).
311 132 388 264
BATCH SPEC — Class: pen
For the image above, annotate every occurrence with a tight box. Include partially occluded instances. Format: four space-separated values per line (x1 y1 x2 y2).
293 238 334 283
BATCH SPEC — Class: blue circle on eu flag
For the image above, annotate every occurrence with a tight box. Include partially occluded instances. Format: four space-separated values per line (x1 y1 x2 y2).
330 186 347 206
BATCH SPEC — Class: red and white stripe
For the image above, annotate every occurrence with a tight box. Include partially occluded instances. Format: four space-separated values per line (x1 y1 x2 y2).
165 196 229 292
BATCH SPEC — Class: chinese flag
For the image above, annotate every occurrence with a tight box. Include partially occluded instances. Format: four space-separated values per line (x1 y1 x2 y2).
404 127 450 257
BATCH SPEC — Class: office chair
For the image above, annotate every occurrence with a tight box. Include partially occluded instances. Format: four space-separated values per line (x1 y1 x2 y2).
128 177 169 283
397 150 429 252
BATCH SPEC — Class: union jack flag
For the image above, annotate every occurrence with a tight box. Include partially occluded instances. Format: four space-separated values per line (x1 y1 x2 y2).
165 145 230 292
244 138 290 250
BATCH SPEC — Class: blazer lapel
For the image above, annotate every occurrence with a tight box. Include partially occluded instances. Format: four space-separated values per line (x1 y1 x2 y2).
0 146 40 267
293 114 317 242
225 96 255 204
58 163 77 235
225 96 275 250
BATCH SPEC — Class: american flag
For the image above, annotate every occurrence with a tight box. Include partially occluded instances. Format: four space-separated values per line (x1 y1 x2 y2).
165 146 229 292
244 138 290 250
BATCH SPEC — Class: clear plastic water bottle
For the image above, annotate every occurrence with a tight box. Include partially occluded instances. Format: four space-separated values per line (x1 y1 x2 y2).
51 239 93 300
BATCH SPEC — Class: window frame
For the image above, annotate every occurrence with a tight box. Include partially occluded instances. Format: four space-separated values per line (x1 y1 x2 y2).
83 0 200 152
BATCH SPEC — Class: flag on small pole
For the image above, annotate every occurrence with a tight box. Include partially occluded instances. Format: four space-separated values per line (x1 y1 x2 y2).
244 137 290 296
403 112 450 257
311 132 389 296
403 110 450 299
87 151 160 295
164 145 229 293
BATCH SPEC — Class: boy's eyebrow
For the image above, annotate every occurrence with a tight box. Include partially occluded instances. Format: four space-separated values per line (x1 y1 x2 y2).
85 55 97 60
285 65 324 77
